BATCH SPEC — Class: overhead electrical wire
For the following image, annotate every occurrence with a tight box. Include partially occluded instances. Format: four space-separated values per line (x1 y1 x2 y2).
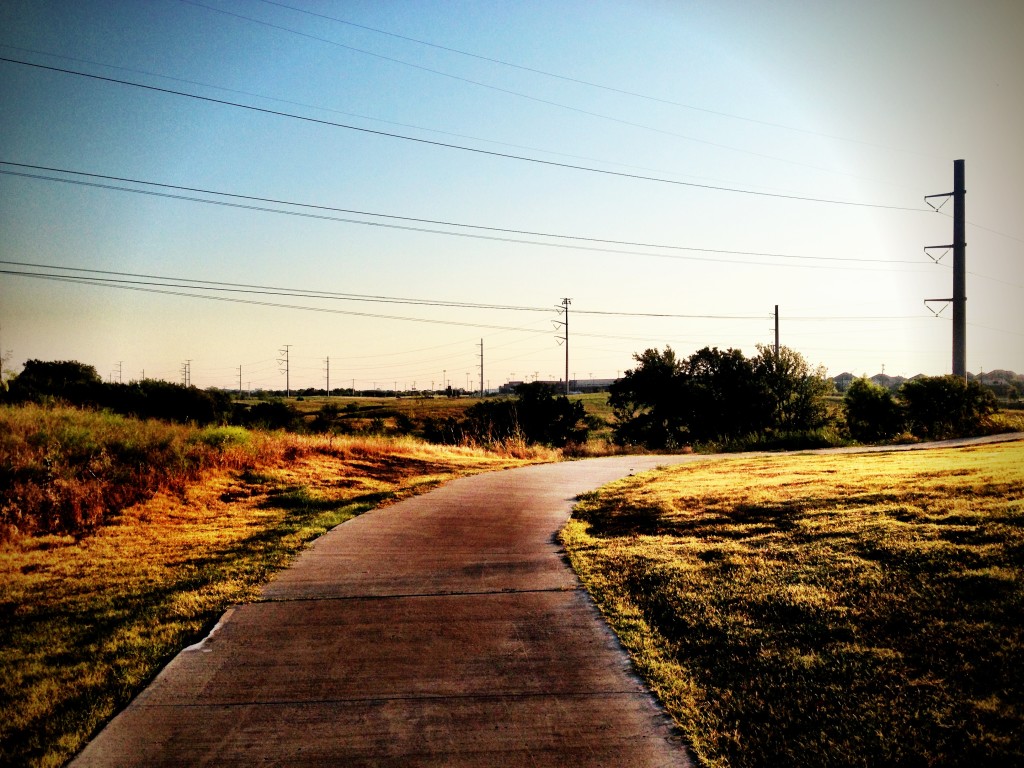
0 261 935 327
1 44 839 197
1 270 553 333
5 165 1011 284
0 261 550 312
254 0 917 155
184 0 906 184
0 56 926 212
0 163 932 272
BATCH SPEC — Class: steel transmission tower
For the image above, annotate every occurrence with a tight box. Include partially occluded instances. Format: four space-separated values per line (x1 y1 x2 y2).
924 159 967 378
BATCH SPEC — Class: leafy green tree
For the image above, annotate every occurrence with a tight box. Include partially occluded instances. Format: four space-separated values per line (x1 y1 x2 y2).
8 359 101 402
900 375 996 439
608 347 687 448
683 346 767 442
611 346 768 447
754 345 832 433
611 345 835 449
844 377 904 443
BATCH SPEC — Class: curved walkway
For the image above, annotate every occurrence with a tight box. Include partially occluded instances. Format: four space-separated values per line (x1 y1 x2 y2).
72 456 699 767
72 434 1023 766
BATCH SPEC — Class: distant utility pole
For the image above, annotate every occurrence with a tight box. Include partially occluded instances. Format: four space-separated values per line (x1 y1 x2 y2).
478 339 484 398
116 361 123 383
553 298 571 395
924 159 967 378
324 356 330 398
278 345 291 397
774 305 780 357
238 365 243 396
181 360 191 387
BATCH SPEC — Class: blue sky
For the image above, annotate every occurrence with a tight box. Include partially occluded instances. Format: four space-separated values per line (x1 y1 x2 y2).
2 0 1022 391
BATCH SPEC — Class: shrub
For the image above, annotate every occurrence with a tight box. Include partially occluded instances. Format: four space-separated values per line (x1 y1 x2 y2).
5 361 231 425
423 383 589 448
233 400 300 431
900 376 996 439
844 377 905 442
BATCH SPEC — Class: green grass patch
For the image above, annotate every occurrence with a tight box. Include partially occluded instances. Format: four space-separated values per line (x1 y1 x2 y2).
563 442 1024 767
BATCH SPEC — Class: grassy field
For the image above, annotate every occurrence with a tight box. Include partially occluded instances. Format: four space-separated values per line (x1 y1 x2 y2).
563 441 1024 768
0 404 553 768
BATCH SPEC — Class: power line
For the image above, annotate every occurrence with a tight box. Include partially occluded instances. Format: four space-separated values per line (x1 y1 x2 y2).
185 0 902 183
0 261 550 312
0 44 839 195
255 0 915 154
0 261 771 319
936 209 1024 245
0 56 926 211
0 270 552 333
0 163 931 270
2 262 953 332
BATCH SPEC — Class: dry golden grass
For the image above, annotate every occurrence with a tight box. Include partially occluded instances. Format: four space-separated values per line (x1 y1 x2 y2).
0 405 551 767
563 441 1024 768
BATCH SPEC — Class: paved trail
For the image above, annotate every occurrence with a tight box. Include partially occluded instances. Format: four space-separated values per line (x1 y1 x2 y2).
72 434 1022 766
73 456 699 767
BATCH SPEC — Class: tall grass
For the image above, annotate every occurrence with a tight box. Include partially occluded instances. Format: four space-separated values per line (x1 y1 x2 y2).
1 405 266 538
1 403 552 767
0 404 557 540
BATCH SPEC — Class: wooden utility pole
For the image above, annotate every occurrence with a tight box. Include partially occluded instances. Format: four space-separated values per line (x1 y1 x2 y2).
478 339 484 398
561 298 571 395
774 305 780 357
278 345 291 397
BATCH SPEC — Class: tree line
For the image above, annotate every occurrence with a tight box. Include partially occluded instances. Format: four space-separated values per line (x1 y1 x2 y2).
3 354 1000 450
609 345 997 449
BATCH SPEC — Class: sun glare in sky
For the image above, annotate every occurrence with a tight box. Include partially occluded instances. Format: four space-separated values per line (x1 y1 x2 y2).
2 0 1022 391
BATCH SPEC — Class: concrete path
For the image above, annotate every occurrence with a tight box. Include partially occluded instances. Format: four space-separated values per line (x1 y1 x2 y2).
72 456 699 767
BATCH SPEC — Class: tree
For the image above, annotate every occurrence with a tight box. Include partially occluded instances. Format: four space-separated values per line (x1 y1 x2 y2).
844 377 904 443
608 347 686 448
683 346 767 442
8 359 102 403
610 346 767 447
754 345 832 433
611 345 835 449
